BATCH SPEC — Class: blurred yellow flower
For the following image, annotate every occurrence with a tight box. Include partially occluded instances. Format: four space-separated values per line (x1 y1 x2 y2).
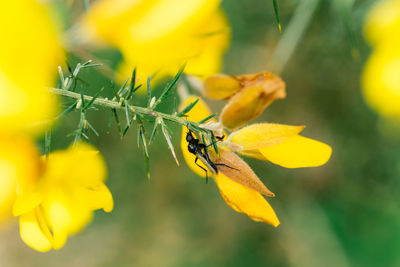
13 142 113 252
364 0 400 45
362 42 400 117
0 0 63 228
0 0 63 134
180 96 280 226
362 0 400 118
82 0 230 82
0 0 64 227
0 136 41 224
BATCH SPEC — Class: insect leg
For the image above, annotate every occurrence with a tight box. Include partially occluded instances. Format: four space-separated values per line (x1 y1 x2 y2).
199 144 213 162
205 135 225 148
214 163 239 171
195 156 209 184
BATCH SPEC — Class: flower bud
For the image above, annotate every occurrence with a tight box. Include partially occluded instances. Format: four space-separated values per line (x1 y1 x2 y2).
203 74 242 99
220 71 285 129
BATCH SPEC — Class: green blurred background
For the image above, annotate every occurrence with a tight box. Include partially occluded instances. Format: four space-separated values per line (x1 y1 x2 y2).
1 0 400 266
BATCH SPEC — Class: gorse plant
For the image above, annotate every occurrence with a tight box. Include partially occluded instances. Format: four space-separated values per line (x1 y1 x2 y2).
362 0 400 118
49 61 332 231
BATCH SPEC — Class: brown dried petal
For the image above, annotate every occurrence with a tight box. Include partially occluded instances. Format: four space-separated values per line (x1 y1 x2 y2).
220 71 285 129
210 149 275 197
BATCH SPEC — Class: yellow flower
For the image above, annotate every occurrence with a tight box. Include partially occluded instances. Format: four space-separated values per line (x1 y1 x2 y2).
0 0 64 226
203 71 286 129
0 135 41 224
0 0 63 134
362 0 400 118
82 0 230 82
180 96 280 226
180 94 332 226
13 142 113 252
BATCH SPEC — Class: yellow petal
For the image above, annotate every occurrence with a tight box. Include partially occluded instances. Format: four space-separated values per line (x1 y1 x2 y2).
45 201 69 250
0 157 18 219
69 142 108 184
84 0 221 44
259 135 332 168
211 149 275 197
19 209 53 252
0 135 41 187
238 149 267 160
203 74 241 99
229 123 305 151
0 136 41 218
81 182 114 213
0 0 62 84
84 0 229 82
44 142 107 186
13 191 42 216
180 96 214 178
214 173 280 226
180 8 230 78
43 189 93 248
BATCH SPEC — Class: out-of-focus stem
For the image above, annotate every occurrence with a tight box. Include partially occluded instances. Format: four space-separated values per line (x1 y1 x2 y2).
268 0 320 74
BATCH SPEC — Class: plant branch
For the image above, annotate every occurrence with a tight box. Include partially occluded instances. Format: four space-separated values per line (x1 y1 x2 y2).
48 87 202 130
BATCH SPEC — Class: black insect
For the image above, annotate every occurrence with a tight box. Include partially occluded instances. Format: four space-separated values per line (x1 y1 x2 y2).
186 130 237 183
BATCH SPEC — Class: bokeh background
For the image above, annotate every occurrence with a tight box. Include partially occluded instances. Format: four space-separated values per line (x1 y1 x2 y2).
1 0 399 266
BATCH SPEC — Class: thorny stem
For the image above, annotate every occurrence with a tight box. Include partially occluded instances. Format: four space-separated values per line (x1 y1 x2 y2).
49 87 201 130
